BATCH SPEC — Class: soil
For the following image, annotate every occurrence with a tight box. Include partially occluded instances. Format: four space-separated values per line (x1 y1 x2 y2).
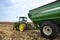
0 22 60 40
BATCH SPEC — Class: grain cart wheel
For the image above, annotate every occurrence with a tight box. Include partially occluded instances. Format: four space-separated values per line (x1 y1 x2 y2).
19 23 27 32
40 21 59 39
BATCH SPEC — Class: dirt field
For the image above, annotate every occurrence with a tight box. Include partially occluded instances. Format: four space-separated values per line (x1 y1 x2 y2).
0 22 60 40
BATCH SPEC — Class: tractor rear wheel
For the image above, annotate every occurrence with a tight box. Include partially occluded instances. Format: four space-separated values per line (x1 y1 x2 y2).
19 23 27 32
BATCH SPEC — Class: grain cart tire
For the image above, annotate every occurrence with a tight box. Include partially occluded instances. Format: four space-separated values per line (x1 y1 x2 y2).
40 21 59 39
19 23 27 32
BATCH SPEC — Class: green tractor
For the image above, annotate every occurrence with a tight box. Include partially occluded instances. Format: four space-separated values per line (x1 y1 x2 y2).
13 17 29 32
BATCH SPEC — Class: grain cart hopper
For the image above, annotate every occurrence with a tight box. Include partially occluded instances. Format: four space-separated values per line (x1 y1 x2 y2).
13 17 31 32
28 0 60 39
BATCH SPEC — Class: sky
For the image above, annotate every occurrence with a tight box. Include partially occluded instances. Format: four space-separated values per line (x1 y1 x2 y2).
0 0 56 22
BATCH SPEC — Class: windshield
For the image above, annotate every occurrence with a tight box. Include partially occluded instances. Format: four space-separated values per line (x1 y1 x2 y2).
19 18 23 22
19 17 27 22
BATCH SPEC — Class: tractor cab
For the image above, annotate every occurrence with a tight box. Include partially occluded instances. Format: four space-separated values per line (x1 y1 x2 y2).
19 17 27 23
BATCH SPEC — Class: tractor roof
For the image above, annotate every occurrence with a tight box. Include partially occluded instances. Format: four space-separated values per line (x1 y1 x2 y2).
19 17 27 18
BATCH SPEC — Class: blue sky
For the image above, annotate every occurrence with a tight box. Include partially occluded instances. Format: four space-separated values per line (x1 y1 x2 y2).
0 0 56 22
